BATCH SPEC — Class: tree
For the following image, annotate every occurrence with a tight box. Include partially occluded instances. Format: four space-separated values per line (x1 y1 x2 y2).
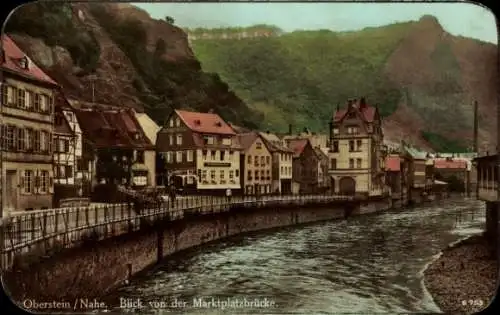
165 16 175 24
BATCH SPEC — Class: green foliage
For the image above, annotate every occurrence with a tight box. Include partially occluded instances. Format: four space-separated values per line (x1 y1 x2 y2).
165 16 175 24
89 4 261 129
421 131 468 153
186 25 282 35
191 22 414 133
5 2 101 73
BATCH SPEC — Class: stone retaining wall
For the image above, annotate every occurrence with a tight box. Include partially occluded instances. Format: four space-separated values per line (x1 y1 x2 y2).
3 200 389 310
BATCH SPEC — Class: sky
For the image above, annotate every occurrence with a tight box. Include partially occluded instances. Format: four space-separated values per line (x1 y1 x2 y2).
133 1 497 44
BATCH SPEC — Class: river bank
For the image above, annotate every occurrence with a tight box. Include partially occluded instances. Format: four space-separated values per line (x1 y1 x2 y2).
424 234 497 314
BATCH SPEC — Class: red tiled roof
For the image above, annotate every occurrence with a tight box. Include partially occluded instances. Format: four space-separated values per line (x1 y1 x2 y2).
75 107 153 149
434 159 468 169
385 156 401 171
1 34 58 86
175 109 235 135
286 139 309 156
333 99 376 123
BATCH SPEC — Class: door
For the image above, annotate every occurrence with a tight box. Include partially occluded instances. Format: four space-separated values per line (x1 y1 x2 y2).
339 176 356 195
5 170 18 211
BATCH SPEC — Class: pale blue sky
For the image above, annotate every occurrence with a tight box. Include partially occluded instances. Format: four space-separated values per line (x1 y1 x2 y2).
134 1 497 44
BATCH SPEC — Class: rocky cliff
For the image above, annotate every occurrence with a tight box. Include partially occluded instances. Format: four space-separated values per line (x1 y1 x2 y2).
4 2 262 128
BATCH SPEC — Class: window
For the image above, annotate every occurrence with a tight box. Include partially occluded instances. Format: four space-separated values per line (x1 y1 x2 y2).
349 158 354 169
333 141 339 153
211 150 216 160
235 169 239 177
136 150 145 163
202 149 207 159
26 90 34 109
248 155 252 164
169 134 174 145
349 140 355 152
6 125 14 150
176 151 183 163
330 158 337 169
40 94 48 112
228 151 233 160
17 128 25 151
34 130 41 152
356 140 362 151
333 128 339 135
220 151 225 161
65 165 73 178
40 170 49 193
175 118 180 127
255 170 259 180
281 166 284 174
254 157 259 167
40 131 49 152
176 134 183 145
210 170 216 181
77 158 88 171
248 170 252 180
222 138 231 146
256 142 262 149
25 128 34 150
203 136 214 145
266 156 270 164
187 150 193 162
202 170 207 180
34 94 41 111
169 118 174 127
1 84 8 105
17 89 25 108
260 156 265 165
220 170 224 180
266 169 270 179
357 158 362 168
23 170 33 194
229 170 234 179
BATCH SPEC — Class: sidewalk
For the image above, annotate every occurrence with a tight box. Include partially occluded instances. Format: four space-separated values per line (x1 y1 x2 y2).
424 234 497 314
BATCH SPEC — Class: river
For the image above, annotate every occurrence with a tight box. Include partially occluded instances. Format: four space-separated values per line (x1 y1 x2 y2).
105 198 485 314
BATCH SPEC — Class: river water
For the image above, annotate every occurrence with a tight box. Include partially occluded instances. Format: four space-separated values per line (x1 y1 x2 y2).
105 198 485 314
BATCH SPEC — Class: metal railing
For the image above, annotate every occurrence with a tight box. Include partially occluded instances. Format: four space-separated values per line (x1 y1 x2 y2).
0 194 356 270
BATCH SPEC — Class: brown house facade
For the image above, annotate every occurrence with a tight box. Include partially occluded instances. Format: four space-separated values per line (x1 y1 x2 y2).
237 132 273 195
156 109 241 195
286 139 319 194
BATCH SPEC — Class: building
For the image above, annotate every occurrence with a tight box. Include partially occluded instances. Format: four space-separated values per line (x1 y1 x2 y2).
133 111 160 187
286 139 319 194
402 146 432 203
72 102 155 195
53 105 76 185
237 132 273 195
1 35 59 212
281 126 328 149
328 98 387 196
259 131 294 194
433 158 470 193
314 147 331 192
156 109 241 195
58 95 87 193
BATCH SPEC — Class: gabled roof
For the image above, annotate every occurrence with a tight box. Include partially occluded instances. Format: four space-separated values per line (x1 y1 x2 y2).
54 108 74 136
75 106 153 150
1 34 58 86
386 156 401 171
237 132 260 151
286 139 310 157
259 132 294 153
175 109 235 135
333 98 377 123
135 112 161 144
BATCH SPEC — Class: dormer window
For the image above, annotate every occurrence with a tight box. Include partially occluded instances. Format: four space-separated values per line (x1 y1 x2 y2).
215 121 222 127
19 56 29 70
194 119 201 125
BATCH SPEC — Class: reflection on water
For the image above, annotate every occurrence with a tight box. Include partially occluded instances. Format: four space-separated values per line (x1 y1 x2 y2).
106 198 485 314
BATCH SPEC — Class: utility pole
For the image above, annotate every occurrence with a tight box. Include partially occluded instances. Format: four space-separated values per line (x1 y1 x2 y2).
469 100 479 198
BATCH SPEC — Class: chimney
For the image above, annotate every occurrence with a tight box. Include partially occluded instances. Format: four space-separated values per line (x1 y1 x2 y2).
359 97 367 109
473 100 478 153
288 124 292 135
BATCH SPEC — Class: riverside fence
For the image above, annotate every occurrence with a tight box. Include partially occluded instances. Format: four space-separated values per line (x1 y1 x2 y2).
0 194 357 270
